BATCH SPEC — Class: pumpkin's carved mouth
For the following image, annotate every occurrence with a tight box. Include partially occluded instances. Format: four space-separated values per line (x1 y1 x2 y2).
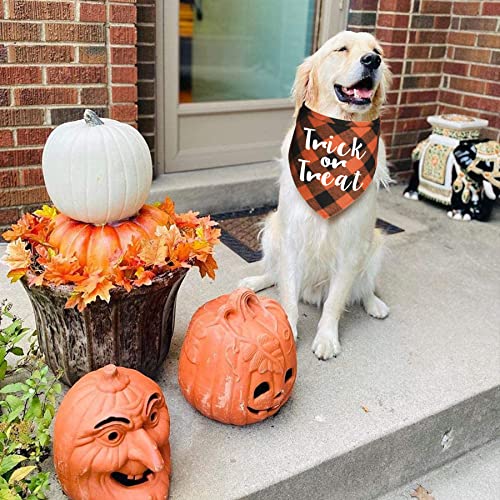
111 469 153 487
247 403 282 415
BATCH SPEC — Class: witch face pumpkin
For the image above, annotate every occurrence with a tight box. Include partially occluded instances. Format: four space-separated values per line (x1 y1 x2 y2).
53 365 170 500
178 288 297 425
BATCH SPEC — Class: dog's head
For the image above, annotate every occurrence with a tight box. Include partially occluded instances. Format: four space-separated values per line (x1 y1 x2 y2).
293 31 391 119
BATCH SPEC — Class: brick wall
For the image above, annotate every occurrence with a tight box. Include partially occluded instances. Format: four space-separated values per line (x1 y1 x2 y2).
0 0 138 230
136 0 155 162
438 1 499 140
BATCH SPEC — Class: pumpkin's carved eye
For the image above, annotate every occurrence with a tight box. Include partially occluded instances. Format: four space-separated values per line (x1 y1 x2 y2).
254 382 270 399
285 368 293 382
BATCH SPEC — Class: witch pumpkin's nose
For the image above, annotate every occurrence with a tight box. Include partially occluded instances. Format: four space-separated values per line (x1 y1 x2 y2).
127 429 165 472
360 52 381 69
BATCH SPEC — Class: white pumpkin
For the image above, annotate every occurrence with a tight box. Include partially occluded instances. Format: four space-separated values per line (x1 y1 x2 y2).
42 109 152 225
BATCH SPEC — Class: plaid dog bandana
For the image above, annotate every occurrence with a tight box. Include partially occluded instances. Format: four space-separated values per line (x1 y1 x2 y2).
289 104 380 219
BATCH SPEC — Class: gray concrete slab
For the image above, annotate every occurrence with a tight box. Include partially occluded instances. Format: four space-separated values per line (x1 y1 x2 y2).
1 184 499 499
378 439 500 500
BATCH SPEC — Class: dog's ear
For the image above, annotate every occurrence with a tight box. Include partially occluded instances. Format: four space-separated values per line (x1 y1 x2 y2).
292 56 318 116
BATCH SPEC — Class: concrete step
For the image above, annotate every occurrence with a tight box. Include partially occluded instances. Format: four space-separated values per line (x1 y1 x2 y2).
1 185 499 499
378 439 500 500
148 161 280 215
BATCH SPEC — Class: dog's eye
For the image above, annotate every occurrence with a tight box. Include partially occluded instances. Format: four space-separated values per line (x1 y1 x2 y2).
336 46 348 52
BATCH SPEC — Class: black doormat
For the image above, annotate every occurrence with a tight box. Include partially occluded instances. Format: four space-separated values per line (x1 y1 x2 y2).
212 207 404 263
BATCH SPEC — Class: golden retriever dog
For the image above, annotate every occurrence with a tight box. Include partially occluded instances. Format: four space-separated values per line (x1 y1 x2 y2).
240 31 392 360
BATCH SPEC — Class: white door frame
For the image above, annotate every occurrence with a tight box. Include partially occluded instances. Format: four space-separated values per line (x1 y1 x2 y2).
155 0 348 176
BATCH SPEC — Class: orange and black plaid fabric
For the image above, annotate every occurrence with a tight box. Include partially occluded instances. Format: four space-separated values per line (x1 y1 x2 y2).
289 104 380 219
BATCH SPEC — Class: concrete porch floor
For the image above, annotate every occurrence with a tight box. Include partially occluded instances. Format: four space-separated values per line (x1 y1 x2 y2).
1 184 499 499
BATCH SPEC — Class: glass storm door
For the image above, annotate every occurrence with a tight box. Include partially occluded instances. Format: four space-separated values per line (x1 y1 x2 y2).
157 0 348 174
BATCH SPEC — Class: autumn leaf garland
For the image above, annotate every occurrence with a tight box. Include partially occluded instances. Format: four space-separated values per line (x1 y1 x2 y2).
1 198 221 311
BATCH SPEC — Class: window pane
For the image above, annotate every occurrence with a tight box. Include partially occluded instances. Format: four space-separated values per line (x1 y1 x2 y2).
179 0 317 103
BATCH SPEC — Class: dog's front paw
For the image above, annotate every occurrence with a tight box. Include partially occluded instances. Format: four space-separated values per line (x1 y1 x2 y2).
312 332 341 360
364 295 390 319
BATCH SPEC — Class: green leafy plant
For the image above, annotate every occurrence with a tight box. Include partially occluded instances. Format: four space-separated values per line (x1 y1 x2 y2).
0 300 61 499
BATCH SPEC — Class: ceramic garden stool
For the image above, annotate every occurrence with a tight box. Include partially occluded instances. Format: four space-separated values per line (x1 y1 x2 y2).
405 114 488 205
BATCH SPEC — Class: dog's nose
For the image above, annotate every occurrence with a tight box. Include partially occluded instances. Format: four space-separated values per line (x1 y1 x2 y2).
360 52 381 70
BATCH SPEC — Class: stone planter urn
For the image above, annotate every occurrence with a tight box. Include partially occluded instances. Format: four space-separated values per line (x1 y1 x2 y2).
21 268 188 386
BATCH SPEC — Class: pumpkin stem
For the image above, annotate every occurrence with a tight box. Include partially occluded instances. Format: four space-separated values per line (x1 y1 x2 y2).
84 109 104 126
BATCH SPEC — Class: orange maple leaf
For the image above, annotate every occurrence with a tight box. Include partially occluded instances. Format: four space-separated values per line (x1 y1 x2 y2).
159 197 176 217
133 266 156 287
175 210 200 229
196 253 218 279
138 237 169 267
1 213 37 242
43 254 84 285
1 239 31 282
72 272 114 306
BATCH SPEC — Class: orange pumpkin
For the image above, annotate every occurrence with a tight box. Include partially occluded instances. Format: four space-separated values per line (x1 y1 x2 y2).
53 365 171 500
49 205 170 269
178 288 297 425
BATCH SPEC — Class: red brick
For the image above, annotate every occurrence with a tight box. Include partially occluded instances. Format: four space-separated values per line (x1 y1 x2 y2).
14 88 78 106
377 13 409 28
482 2 500 16
17 128 52 146
430 46 446 58
447 32 476 47
45 23 105 42
407 45 430 59
0 66 42 84
349 0 378 9
439 90 462 106
0 187 49 207
0 169 19 188
111 46 137 64
454 47 492 64
376 28 407 44
80 87 108 105
403 90 438 103
485 81 500 97
8 44 74 63
477 34 500 50
80 2 106 22
0 149 43 168
434 16 450 29
47 66 106 84
463 95 499 113
412 60 443 73
0 109 44 127
378 0 411 11
452 2 480 15
416 31 447 44
79 46 106 64
8 0 74 20
381 44 405 59
21 167 44 186
459 17 497 31
112 66 137 84
443 61 469 76
110 26 137 45
420 1 451 14
449 77 485 94
112 86 137 103
110 4 136 23
0 89 9 107
0 208 20 225
0 130 14 148
469 64 498 81
0 21 40 41
110 104 137 122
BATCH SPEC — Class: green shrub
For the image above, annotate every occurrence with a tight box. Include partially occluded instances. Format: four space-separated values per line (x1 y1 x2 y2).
0 301 61 499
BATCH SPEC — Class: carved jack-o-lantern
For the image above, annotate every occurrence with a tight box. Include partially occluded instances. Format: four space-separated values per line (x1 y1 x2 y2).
178 288 297 425
53 365 171 500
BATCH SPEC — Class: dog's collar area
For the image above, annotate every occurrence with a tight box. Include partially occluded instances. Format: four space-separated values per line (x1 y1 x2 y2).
300 104 380 128
334 76 374 106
